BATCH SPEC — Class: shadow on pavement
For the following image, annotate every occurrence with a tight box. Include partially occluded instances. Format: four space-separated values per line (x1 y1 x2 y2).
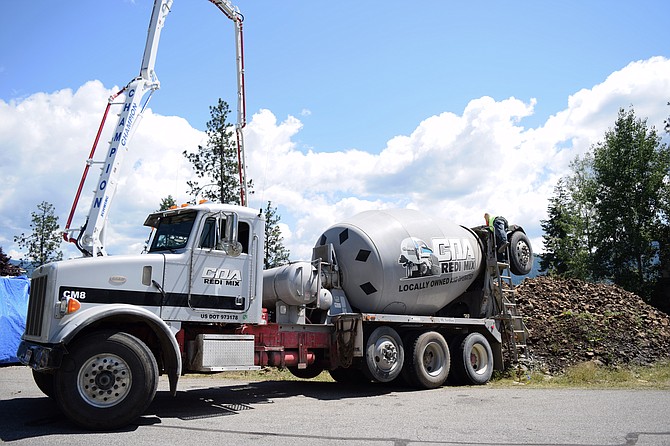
0 379 403 440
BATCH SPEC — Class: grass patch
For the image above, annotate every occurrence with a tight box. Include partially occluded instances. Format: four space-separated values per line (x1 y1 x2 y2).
491 360 670 389
184 367 335 382
185 361 670 390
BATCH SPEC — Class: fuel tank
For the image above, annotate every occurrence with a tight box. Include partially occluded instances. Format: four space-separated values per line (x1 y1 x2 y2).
315 209 483 315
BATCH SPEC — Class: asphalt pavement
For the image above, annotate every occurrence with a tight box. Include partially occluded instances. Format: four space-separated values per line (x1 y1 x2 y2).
1 364 669 446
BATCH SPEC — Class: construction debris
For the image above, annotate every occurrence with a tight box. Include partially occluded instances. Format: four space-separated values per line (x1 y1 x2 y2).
514 276 670 373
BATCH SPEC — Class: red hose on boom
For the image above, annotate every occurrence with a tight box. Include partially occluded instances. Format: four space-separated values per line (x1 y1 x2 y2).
63 88 125 243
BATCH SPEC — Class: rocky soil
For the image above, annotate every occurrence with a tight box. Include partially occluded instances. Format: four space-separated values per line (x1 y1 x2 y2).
513 276 670 373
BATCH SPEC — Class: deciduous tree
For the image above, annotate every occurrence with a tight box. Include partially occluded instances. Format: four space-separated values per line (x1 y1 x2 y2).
541 107 670 303
590 108 670 299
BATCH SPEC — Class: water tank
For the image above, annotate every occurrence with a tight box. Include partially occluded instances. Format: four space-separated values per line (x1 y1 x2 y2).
314 209 483 315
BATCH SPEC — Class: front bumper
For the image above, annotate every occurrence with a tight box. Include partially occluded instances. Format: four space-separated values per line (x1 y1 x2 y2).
17 341 64 371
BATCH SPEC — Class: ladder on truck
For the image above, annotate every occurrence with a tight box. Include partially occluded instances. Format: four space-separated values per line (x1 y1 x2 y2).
483 232 531 367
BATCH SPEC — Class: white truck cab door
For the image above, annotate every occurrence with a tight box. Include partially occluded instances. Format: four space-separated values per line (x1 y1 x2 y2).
161 213 253 322
189 215 252 311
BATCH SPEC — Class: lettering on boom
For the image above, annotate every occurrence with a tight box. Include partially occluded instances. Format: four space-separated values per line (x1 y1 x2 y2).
91 92 137 209
120 100 137 147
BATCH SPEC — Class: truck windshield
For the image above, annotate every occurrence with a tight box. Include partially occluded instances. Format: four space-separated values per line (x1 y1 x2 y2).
149 211 197 252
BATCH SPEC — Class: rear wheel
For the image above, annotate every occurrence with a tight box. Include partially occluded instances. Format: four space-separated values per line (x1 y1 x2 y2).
402 331 450 389
288 364 324 379
452 332 493 385
363 326 404 383
54 331 158 430
329 366 371 385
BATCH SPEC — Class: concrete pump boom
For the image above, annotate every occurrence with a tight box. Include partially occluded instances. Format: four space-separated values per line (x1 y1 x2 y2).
209 0 248 206
63 0 173 257
63 0 249 256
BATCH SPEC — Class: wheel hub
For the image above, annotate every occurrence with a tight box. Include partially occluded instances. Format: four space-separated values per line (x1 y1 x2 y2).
374 339 399 372
77 353 132 408
470 344 489 376
423 342 445 376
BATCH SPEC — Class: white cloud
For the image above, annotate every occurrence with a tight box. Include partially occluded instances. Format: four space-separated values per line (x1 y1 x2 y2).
2 57 669 263
0 80 204 258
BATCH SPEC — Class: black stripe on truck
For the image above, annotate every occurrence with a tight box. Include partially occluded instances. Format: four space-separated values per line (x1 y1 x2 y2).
59 286 245 310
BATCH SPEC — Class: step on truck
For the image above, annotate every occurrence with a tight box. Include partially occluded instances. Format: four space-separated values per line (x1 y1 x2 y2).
18 203 533 430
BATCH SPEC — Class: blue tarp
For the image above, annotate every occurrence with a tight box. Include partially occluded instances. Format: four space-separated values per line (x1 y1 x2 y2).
0 276 29 364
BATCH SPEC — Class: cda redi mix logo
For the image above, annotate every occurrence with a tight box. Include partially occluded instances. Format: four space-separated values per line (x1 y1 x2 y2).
398 237 477 279
202 267 242 286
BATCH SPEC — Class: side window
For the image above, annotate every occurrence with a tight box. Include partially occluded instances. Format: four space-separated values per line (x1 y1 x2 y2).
198 217 250 254
199 217 216 249
238 222 250 254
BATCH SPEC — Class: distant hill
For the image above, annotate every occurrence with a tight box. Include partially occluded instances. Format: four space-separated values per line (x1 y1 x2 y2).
512 254 542 285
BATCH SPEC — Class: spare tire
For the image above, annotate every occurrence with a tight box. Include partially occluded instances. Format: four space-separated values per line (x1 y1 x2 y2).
509 231 533 276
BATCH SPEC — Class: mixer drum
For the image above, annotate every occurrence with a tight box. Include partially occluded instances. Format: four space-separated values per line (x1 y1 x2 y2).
315 209 483 315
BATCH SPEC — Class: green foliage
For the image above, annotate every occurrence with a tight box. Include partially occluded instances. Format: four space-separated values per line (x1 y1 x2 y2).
158 195 177 211
541 108 670 302
13 201 63 268
589 108 670 298
263 201 290 269
540 178 593 279
0 247 22 276
183 98 253 204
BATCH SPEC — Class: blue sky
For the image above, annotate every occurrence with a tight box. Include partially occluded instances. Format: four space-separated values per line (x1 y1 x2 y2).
3 1 666 150
1 1 669 261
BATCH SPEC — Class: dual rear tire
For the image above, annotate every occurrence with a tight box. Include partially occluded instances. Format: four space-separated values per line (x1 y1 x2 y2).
401 331 451 389
450 332 494 385
353 326 494 388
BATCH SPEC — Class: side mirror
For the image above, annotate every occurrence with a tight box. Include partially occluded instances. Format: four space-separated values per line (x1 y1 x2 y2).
220 212 243 257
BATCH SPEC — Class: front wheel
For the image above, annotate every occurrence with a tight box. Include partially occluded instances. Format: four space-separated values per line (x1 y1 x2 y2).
509 231 533 276
32 370 55 398
54 331 158 430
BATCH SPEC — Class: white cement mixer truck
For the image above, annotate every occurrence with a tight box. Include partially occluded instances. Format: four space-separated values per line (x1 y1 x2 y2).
18 203 533 430
16 0 534 431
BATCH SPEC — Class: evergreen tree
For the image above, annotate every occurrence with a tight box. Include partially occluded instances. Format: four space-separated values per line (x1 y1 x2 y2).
183 99 253 204
541 180 576 276
0 247 22 276
263 201 290 269
158 195 177 211
540 176 595 280
14 201 63 268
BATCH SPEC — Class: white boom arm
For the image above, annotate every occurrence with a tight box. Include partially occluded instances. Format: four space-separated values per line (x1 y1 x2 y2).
64 0 173 256
64 0 247 256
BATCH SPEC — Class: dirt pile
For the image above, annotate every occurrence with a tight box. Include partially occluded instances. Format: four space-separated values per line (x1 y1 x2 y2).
514 276 670 373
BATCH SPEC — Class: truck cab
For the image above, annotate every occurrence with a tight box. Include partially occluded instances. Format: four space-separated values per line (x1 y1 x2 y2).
18 203 265 393
143 203 265 326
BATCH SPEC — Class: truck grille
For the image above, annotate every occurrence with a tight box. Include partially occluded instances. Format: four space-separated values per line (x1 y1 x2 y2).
25 275 48 337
